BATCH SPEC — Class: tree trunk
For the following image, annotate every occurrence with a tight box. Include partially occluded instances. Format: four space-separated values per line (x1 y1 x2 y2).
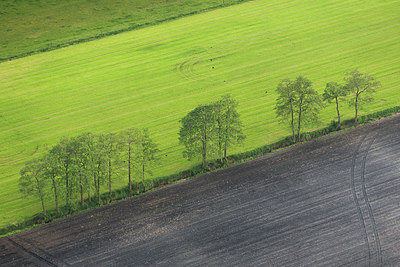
93 173 97 203
202 131 207 168
97 175 101 204
97 166 101 204
51 175 59 213
128 143 132 191
335 96 341 125
224 141 227 163
65 164 69 206
219 136 223 163
290 104 295 142
41 195 46 217
355 93 359 124
142 164 145 189
88 190 91 203
36 176 46 217
80 173 84 206
202 141 207 168
108 159 112 196
297 101 303 140
217 120 223 163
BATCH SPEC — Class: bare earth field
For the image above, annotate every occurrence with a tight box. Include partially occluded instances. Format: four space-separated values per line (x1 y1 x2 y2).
1 115 400 266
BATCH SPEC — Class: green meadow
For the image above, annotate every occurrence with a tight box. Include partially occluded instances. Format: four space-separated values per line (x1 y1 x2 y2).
1 0 399 227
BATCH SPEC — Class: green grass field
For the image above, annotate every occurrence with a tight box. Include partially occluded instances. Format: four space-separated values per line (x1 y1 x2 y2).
1 0 399 228
0 0 246 61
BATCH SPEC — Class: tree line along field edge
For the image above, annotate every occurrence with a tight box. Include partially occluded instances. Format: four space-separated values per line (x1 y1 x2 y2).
2 105 399 237
0 69 392 233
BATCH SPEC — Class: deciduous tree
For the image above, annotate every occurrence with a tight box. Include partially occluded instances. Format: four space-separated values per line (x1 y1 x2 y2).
104 132 121 195
179 104 216 168
74 133 94 205
42 152 62 213
293 76 323 140
214 95 245 162
19 159 48 217
119 128 141 191
344 69 381 123
275 76 322 141
137 129 159 188
51 137 77 206
93 134 108 204
275 79 297 142
323 82 348 126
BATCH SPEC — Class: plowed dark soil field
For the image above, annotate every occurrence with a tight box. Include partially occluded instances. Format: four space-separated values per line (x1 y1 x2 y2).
1 115 400 266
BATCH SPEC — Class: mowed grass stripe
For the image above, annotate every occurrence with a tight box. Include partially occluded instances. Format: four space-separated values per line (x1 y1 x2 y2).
0 0 399 227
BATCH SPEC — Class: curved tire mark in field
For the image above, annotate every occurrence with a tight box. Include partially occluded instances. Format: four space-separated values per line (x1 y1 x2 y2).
351 132 383 266
350 134 371 265
0 150 25 160
176 56 206 81
0 146 39 167
361 134 383 266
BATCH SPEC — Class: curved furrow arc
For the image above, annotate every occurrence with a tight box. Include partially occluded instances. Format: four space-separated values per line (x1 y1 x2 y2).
361 133 383 266
350 134 371 266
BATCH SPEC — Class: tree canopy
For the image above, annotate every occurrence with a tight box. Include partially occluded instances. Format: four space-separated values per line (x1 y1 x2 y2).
344 69 381 123
275 76 322 141
179 95 245 167
323 82 348 126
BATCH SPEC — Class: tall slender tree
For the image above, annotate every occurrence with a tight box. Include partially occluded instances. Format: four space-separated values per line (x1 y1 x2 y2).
74 133 93 206
275 78 297 142
293 76 323 140
93 134 108 204
214 95 245 162
19 159 48 217
81 132 96 203
179 104 216 168
137 129 159 188
344 69 381 123
275 76 322 141
323 82 348 126
104 132 121 196
120 128 141 191
42 152 62 213
51 137 77 206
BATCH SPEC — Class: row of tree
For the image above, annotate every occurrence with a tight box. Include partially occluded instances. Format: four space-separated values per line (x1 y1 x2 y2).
19 70 380 217
275 69 381 141
179 95 245 167
19 129 158 216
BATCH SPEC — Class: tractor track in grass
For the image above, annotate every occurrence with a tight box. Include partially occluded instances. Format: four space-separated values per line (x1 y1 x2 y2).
1 114 400 266
0 146 39 167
